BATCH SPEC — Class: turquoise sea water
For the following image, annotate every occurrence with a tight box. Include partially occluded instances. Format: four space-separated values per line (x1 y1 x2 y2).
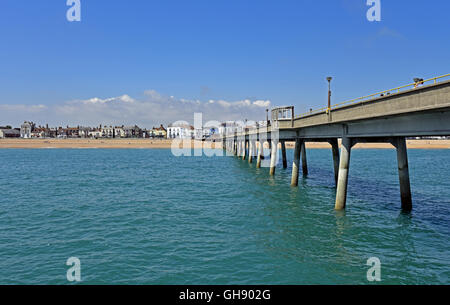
0 148 449 285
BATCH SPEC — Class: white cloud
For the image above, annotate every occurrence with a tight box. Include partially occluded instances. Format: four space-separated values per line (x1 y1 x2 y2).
0 90 271 128
253 100 271 107
75 94 135 105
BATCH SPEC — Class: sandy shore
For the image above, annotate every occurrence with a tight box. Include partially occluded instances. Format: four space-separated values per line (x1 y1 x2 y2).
0 139 225 149
0 138 449 149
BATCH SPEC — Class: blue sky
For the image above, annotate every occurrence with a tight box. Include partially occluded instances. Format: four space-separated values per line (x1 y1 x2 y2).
0 0 449 127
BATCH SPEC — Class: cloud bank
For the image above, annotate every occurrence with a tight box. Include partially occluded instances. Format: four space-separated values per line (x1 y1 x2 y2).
0 90 271 128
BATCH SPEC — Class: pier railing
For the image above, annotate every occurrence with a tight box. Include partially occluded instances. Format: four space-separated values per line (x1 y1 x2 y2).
295 73 450 119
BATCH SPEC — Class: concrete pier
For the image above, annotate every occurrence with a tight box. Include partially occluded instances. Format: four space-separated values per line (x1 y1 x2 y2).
248 141 254 163
281 141 287 169
256 141 263 168
223 78 450 212
335 137 354 210
291 139 303 186
269 140 278 176
301 141 308 176
394 137 413 211
330 139 340 186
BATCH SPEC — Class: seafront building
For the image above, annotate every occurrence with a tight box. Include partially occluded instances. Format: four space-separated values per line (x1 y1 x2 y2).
0 126 20 138
150 125 167 138
20 121 34 138
167 123 195 139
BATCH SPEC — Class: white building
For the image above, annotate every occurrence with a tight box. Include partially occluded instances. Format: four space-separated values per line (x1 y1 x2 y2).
167 123 195 139
88 129 102 138
102 125 114 138
20 121 34 138
114 126 125 138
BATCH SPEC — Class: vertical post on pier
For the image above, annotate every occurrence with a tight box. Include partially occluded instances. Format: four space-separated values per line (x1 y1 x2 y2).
256 141 263 168
301 141 308 176
242 140 247 160
237 140 240 157
281 140 287 169
247 140 250 161
335 137 354 210
330 139 340 186
291 139 303 186
269 139 278 176
251 140 257 164
268 140 272 159
394 137 412 211
248 141 253 163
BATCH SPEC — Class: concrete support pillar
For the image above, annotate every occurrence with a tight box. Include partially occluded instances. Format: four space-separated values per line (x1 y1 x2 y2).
256 141 263 168
269 140 278 176
291 139 303 186
249 141 257 164
242 140 247 160
394 137 413 211
335 137 354 210
330 139 340 186
301 141 308 176
268 140 272 158
281 141 287 169
237 140 241 157
248 141 253 163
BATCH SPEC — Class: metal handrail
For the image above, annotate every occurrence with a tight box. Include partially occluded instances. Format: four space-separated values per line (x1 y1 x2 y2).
295 73 450 119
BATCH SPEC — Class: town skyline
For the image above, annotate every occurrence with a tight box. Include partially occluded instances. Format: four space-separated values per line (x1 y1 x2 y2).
0 119 255 140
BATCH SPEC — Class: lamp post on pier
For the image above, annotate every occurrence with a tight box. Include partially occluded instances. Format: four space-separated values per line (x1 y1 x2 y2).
327 76 333 113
